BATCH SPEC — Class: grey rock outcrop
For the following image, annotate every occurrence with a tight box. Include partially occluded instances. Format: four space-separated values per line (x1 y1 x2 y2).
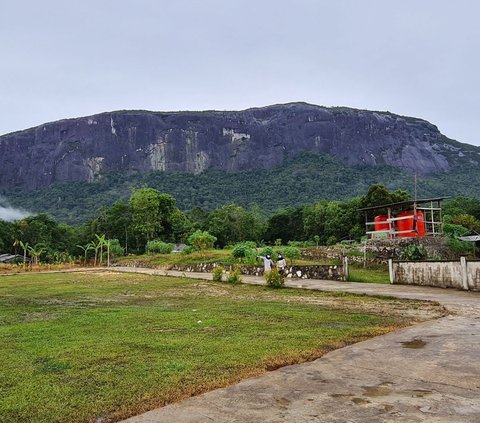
0 102 477 189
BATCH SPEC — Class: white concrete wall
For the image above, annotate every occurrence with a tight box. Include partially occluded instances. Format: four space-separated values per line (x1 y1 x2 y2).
466 261 480 290
392 259 480 290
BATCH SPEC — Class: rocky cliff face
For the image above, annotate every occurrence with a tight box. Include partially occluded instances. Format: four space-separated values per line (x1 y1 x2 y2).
0 102 477 189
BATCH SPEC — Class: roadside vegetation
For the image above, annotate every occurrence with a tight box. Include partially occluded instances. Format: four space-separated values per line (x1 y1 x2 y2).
0 184 477 275
0 271 444 422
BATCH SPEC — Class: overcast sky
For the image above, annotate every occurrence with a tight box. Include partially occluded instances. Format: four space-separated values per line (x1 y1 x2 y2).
1 0 479 145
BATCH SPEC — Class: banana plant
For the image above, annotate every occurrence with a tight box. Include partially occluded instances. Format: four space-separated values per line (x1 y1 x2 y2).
77 243 95 265
103 239 112 267
18 240 29 268
27 243 47 265
94 234 106 266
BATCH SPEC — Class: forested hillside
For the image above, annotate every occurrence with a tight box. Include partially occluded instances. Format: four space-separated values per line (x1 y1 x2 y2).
2 153 480 225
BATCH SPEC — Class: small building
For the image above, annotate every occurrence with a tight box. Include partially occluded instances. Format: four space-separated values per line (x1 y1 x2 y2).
358 197 445 239
0 253 30 263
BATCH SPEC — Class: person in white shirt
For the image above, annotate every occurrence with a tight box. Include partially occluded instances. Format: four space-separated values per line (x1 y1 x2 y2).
276 254 286 273
258 254 274 272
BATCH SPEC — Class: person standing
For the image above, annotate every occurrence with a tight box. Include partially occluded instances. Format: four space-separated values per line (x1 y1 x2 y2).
258 254 274 272
276 254 287 273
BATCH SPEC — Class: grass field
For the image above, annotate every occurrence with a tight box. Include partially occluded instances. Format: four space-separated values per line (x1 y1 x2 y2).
0 271 439 422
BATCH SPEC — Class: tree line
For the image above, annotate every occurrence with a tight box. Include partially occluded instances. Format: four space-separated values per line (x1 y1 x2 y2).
0 184 479 263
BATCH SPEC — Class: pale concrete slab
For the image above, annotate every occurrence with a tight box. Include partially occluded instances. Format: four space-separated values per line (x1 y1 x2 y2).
114 267 480 423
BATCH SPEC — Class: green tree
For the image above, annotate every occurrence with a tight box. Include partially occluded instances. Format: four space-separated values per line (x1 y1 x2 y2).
129 188 176 250
265 206 305 243
443 197 480 221
282 246 300 265
451 214 480 234
206 204 264 247
94 201 132 253
18 240 29 267
188 230 217 253
359 184 410 211
95 234 106 265
0 220 15 253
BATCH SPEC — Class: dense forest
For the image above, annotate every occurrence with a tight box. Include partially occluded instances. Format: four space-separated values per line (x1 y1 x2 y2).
1 183 479 263
3 153 480 225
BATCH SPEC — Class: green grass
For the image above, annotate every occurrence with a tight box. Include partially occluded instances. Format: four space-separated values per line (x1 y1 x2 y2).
116 249 336 267
118 249 232 266
348 263 390 284
0 271 422 422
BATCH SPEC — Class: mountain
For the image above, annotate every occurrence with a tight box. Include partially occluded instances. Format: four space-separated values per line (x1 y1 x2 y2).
1 102 480 224
1 102 478 190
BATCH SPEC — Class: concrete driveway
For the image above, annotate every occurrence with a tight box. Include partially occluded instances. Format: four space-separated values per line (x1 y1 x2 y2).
116 268 480 423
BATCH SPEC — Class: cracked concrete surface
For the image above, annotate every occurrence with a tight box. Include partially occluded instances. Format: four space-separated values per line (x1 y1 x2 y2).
116 268 480 423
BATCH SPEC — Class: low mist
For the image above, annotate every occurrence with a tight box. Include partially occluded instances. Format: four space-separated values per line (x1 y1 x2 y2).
0 197 31 221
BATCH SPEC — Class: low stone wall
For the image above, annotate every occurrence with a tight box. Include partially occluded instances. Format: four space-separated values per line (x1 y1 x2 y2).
117 261 346 281
391 258 480 291
170 263 345 281
302 237 453 265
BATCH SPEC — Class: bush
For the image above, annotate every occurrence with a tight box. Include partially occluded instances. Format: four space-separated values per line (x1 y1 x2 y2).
399 244 427 261
447 238 473 255
443 223 470 238
282 246 300 264
226 269 242 284
264 269 284 288
212 266 224 282
145 240 174 254
326 236 337 246
181 245 195 255
259 246 274 258
232 243 257 264
287 240 313 248
109 239 124 257
188 230 217 251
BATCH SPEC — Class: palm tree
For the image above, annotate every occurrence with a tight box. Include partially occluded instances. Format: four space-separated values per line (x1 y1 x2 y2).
95 234 106 266
12 239 20 255
18 241 29 269
104 239 112 267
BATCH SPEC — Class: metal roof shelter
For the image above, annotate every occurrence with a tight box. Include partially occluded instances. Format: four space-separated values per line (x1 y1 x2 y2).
0 254 29 263
359 197 446 239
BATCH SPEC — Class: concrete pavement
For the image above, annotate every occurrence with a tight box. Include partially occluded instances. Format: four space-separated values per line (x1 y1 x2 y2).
115 267 480 422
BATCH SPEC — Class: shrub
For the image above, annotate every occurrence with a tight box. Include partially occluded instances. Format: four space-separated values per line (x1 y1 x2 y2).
212 266 224 282
145 240 174 254
181 245 195 255
399 244 426 261
188 230 217 252
232 243 257 264
282 246 300 264
287 240 312 248
447 238 473 256
259 246 274 258
226 269 242 284
264 269 284 289
109 239 124 257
